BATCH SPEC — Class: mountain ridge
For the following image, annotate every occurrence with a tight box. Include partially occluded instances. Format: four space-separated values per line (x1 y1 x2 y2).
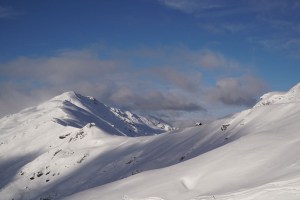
1 91 173 137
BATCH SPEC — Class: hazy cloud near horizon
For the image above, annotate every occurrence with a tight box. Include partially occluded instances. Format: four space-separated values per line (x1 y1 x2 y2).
0 46 266 121
207 76 266 107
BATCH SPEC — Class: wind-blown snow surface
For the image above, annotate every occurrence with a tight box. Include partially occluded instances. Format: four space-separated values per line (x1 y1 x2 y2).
1 85 300 200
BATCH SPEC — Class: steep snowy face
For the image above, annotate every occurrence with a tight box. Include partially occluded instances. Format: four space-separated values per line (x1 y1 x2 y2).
255 82 300 107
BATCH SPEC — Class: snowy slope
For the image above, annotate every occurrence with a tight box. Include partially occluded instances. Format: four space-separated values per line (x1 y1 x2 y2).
1 85 300 200
64 84 300 200
255 83 300 107
0 91 173 199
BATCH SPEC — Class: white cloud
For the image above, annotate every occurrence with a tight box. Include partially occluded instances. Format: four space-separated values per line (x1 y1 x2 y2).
0 49 119 85
158 0 223 14
208 76 267 107
175 48 241 70
131 46 241 70
157 0 198 13
0 47 265 120
150 67 202 92
0 48 207 116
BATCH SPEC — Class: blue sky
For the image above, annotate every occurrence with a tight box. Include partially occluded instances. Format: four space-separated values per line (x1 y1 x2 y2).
0 0 300 124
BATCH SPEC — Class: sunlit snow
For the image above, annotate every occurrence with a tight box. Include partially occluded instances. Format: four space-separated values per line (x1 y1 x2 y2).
1 84 300 200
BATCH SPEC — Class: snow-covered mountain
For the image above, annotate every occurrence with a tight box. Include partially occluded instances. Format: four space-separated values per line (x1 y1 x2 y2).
1 91 172 137
255 83 300 107
1 84 300 200
0 91 173 199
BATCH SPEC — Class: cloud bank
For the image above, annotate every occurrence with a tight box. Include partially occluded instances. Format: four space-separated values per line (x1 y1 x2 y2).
0 46 266 122
208 76 266 107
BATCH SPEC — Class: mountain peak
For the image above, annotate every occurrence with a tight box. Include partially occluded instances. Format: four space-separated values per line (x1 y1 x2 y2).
255 82 300 107
49 91 105 112
17 91 173 137
51 91 79 102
